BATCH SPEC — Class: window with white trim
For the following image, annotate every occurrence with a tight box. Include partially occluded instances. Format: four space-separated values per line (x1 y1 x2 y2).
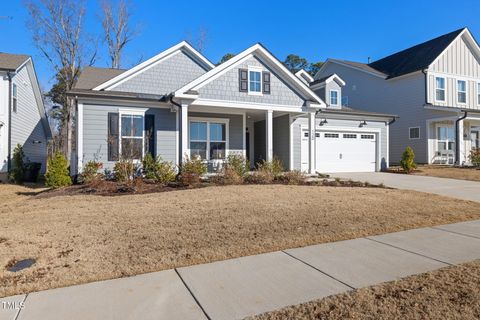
409 127 420 140
190 120 228 160
248 70 262 94
330 90 339 106
12 83 17 113
457 80 467 103
120 114 144 159
435 77 445 101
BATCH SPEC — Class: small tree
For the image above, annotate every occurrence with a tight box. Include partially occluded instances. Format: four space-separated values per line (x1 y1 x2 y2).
470 149 480 167
45 152 72 188
10 144 26 184
400 146 417 174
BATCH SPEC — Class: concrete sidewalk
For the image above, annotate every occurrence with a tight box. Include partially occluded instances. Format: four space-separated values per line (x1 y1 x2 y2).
2 220 480 320
333 172 480 202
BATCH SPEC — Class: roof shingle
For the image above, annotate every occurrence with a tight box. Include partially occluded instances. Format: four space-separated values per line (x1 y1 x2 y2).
0 53 30 70
75 66 126 90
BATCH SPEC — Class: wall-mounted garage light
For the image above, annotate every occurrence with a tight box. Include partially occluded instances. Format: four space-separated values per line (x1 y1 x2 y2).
359 120 367 127
319 119 328 126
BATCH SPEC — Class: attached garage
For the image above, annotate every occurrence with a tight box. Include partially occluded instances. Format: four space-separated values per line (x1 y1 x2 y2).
301 129 379 173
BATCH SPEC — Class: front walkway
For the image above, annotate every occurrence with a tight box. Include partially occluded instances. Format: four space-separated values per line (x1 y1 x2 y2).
2 220 480 320
333 172 480 202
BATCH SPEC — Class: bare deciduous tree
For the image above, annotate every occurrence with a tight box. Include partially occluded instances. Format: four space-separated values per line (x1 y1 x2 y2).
25 0 96 163
185 26 209 53
101 0 137 69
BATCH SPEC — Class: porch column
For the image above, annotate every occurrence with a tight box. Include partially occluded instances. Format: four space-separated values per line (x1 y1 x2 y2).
266 110 273 162
181 103 189 163
457 118 465 165
308 111 316 174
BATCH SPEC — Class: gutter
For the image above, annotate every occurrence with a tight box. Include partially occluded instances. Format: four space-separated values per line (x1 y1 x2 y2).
6 71 12 173
455 111 468 165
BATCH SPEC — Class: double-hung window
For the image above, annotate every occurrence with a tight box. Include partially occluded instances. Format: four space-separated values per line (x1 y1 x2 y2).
330 90 339 106
457 80 467 104
120 114 144 160
248 70 262 94
435 77 445 101
190 120 228 160
12 84 18 113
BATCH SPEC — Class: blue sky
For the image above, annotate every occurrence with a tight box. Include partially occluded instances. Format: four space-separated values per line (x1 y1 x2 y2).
1 0 479 91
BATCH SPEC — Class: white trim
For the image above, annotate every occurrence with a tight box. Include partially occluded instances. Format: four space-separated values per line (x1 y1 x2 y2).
188 117 230 161
175 109 179 168
456 78 468 105
77 102 84 173
94 41 214 91
434 76 446 103
247 66 263 96
409 126 421 140
190 98 307 112
118 108 147 161
175 43 325 106
308 112 315 174
329 89 339 106
386 122 389 168
266 110 273 161
294 69 314 84
477 82 480 107
289 114 293 170
242 112 246 159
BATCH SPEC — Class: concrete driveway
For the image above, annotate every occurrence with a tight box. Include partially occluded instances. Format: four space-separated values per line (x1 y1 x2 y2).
333 172 480 202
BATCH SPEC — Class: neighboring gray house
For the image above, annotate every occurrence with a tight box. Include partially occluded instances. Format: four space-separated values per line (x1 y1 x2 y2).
0 53 51 181
315 27 480 165
69 41 395 175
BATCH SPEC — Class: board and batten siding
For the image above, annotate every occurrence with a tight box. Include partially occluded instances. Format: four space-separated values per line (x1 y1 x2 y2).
290 117 389 171
10 65 48 172
317 62 450 164
197 56 306 107
82 105 177 170
113 50 209 95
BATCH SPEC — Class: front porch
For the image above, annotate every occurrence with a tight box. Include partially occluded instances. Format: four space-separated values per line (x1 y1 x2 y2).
427 115 480 165
179 105 305 172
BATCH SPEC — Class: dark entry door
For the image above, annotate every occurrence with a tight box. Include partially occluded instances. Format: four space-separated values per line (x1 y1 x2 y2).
145 115 155 157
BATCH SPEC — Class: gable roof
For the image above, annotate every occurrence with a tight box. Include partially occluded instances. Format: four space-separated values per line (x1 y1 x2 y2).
0 53 29 71
295 69 314 84
75 67 126 90
369 28 466 79
310 73 346 87
93 41 215 91
175 43 325 107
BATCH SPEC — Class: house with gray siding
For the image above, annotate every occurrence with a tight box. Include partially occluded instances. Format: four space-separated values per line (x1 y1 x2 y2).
0 53 51 181
69 41 394 175
315 27 480 166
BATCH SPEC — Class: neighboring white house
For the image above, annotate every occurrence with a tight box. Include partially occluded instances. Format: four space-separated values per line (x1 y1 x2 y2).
315 27 480 165
69 41 395 175
0 53 51 181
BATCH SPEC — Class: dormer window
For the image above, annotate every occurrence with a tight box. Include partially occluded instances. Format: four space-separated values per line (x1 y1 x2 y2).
330 90 339 106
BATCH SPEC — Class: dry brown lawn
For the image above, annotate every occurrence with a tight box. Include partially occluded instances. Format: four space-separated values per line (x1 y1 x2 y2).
1 183 479 298
250 260 480 320
413 165 480 181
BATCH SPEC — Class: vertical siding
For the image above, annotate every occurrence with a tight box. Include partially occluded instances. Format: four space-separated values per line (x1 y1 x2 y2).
10 65 48 172
431 35 480 77
272 115 290 169
82 105 177 171
113 50 209 94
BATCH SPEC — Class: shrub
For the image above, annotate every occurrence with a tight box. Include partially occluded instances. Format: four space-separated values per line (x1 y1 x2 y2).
142 153 177 184
400 146 417 174
224 154 249 177
470 149 480 167
244 169 274 184
278 170 306 185
45 152 72 188
81 160 103 184
179 156 207 185
10 144 25 184
113 159 136 183
212 167 244 185
256 157 284 179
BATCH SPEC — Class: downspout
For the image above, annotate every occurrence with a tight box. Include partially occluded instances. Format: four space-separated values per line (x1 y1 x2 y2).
6 71 12 173
455 111 468 166
421 69 430 106
169 95 183 168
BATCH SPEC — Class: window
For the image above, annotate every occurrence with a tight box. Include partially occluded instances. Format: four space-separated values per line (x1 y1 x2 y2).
303 132 309 137
457 80 467 103
248 70 261 93
361 134 374 139
437 125 455 153
12 83 17 113
120 114 144 159
435 77 445 101
330 90 339 106
343 134 357 139
190 120 228 160
409 127 420 140
324 133 339 138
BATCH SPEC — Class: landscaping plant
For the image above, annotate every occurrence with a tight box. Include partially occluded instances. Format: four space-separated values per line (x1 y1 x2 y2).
400 146 417 174
469 149 480 167
81 160 103 184
278 170 306 185
257 157 284 178
179 155 207 185
142 153 176 184
113 159 136 183
9 144 25 184
224 154 249 177
45 152 72 188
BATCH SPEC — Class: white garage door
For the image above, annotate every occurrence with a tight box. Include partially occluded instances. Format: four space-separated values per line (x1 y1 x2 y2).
316 131 377 172
301 129 377 173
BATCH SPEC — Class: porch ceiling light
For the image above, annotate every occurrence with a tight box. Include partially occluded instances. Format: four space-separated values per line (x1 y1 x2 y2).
320 119 328 126
359 120 367 127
